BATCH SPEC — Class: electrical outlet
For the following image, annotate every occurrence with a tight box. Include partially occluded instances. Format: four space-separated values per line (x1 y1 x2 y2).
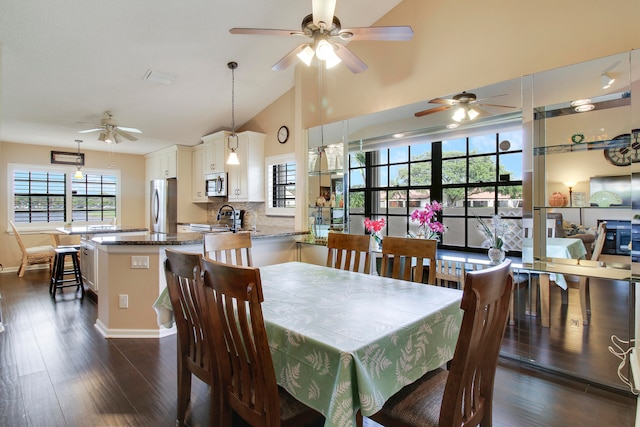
131 256 149 269
119 294 128 309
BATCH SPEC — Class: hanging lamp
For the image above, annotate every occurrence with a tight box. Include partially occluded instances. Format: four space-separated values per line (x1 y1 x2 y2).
226 61 240 165
73 139 84 179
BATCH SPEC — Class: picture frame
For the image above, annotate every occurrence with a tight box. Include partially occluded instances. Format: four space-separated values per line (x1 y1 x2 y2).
51 151 84 166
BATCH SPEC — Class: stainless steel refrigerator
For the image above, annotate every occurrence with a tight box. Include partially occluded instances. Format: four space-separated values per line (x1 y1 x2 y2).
150 178 177 234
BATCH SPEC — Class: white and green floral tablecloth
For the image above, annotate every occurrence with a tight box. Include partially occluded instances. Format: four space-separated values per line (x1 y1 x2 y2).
259 262 463 427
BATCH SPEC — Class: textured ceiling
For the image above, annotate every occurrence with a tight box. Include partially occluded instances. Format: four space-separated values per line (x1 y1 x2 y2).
0 0 403 154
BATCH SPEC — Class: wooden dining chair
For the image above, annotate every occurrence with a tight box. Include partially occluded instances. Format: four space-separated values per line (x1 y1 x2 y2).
203 231 253 267
164 249 220 427
359 259 513 427
199 257 323 427
555 220 607 325
380 236 437 284
9 220 55 278
326 232 372 274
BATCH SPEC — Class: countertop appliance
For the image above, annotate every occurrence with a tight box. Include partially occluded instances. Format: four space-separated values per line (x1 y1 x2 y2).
150 178 177 234
205 172 227 197
599 219 632 257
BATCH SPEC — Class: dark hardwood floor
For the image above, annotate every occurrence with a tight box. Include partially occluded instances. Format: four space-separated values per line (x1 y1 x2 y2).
0 269 636 426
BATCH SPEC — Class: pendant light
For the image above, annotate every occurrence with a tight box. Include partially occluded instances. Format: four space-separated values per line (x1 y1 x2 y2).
73 139 84 179
226 61 240 165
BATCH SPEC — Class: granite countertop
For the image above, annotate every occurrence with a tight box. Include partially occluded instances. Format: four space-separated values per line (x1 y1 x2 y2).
92 229 309 246
56 225 149 235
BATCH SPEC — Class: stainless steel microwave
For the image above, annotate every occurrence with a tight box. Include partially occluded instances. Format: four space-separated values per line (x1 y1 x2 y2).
205 172 227 197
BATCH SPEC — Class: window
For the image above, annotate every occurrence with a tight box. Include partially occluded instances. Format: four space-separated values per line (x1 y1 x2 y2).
347 127 523 254
265 154 296 216
72 173 117 222
9 163 120 227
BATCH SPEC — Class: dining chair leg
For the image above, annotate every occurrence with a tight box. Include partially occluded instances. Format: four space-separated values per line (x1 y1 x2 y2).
176 360 192 425
579 276 589 325
539 274 551 328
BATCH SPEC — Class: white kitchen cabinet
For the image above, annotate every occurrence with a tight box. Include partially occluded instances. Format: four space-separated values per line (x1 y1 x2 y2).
227 131 265 202
191 145 207 202
81 239 97 292
201 130 227 174
146 146 177 180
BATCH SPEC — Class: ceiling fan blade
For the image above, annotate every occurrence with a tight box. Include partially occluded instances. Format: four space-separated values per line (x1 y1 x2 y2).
475 103 517 109
78 128 102 134
117 126 142 133
312 0 336 28
271 44 308 71
414 105 452 118
229 28 305 37
116 129 138 141
334 44 368 73
427 97 458 106
337 26 414 41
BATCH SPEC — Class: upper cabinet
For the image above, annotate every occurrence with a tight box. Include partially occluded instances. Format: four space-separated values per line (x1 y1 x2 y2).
200 131 227 174
227 131 265 202
146 146 177 180
191 144 207 203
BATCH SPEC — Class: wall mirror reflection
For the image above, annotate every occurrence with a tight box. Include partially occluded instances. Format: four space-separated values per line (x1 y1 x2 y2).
307 49 639 391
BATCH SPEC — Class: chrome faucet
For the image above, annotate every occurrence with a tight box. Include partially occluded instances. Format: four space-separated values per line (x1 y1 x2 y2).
216 204 237 233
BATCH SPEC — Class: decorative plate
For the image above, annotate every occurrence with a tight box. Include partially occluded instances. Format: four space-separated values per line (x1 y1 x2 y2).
590 190 622 207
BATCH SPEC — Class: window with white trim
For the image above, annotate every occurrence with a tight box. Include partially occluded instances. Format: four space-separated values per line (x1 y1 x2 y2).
265 154 296 216
9 163 120 227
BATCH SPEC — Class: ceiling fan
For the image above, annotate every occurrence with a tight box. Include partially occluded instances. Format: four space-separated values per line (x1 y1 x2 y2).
78 111 142 144
414 91 516 122
229 0 413 73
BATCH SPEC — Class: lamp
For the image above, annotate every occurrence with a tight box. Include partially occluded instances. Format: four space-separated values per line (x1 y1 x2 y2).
564 181 576 206
601 72 615 89
226 61 240 165
73 139 84 179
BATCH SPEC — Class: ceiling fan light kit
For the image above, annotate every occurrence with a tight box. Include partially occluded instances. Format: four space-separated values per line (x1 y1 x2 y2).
414 90 516 123
229 0 413 73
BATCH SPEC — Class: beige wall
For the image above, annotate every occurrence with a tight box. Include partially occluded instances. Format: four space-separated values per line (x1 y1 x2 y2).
1 141 146 271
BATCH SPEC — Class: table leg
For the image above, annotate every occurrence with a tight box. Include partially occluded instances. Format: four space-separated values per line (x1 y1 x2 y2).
539 273 550 328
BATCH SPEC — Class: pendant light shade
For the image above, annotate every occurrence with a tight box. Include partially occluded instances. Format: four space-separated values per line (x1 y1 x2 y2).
226 61 240 165
74 139 84 179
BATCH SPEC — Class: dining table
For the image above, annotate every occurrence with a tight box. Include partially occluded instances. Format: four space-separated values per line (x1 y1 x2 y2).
259 261 463 427
522 237 587 327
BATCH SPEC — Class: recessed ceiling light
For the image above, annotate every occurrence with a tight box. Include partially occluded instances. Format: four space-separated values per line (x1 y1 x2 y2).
392 133 405 138
446 123 459 129
143 69 177 85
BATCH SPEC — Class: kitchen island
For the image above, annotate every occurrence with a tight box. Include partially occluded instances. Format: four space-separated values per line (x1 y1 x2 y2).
91 229 308 338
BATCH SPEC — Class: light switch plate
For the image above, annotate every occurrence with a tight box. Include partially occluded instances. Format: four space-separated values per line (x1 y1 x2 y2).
131 256 149 269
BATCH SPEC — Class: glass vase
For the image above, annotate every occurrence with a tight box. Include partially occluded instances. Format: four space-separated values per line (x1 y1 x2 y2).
488 247 506 265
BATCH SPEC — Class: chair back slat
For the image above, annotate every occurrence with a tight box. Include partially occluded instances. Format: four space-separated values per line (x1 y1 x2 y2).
326 232 371 274
380 236 437 284
204 232 253 267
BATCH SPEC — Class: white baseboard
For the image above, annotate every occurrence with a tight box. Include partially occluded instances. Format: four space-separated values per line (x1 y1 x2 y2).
94 319 176 339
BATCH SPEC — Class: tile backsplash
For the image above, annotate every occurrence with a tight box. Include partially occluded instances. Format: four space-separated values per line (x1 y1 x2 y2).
207 201 295 232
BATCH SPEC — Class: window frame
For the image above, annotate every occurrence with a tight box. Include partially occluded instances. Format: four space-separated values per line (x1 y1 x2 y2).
265 154 296 217
8 163 121 231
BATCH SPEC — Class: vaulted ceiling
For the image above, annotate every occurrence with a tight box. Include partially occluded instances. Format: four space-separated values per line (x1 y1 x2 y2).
0 0 403 155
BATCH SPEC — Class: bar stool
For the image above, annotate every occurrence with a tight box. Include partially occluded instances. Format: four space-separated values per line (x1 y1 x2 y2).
50 247 84 298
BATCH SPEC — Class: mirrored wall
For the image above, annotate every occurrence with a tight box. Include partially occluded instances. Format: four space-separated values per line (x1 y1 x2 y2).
307 49 639 391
